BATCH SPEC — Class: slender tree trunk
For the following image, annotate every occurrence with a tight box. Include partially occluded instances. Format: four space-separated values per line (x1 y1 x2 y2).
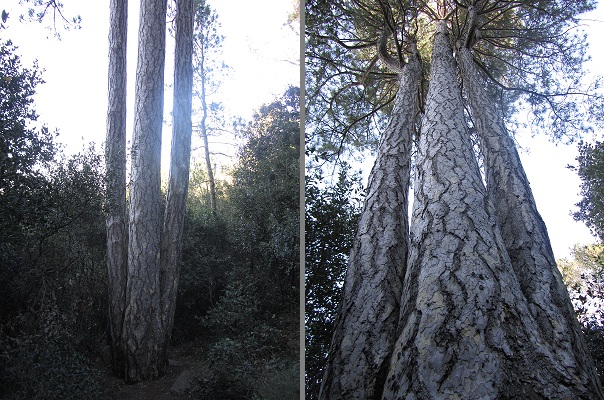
105 0 128 378
160 0 194 362
123 0 167 382
198 47 217 212
383 22 570 399
457 45 604 398
318 45 420 400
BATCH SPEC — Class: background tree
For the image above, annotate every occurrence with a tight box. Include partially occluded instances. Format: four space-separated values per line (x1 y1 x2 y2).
0 43 108 397
0 41 56 288
574 140 604 242
229 86 300 310
177 87 301 398
191 0 228 213
558 244 604 385
305 165 363 399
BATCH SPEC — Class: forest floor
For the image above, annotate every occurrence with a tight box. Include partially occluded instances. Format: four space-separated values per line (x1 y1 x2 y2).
97 341 210 400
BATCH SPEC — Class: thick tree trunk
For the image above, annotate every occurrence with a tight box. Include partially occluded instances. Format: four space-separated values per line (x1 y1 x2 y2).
105 0 128 378
123 0 167 382
318 47 420 400
383 22 574 399
457 45 604 398
160 0 194 363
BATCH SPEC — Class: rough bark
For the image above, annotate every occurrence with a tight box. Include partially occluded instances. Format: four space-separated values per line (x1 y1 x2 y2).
383 22 574 399
123 0 167 382
105 0 128 378
159 0 194 363
457 45 604 399
318 46 420 400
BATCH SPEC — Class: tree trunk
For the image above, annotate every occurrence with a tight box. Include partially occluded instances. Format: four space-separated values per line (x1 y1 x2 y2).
318 45 421 400
123 0 167 382
197 44 217 212
160 0 194 363
383 22 574 399
457 45 604 398
105 0 128 378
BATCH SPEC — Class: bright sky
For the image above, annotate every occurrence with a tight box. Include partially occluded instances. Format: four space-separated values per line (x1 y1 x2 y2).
1 0 299 169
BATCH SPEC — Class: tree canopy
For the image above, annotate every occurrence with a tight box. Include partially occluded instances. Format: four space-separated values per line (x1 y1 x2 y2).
574 140 604 242
306 0 604 161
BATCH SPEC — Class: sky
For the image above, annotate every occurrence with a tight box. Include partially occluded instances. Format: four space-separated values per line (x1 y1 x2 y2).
1 1 602 259
1 0 299 170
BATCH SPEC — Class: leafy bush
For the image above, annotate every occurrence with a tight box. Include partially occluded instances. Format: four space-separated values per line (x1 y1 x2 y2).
252 359 300 400
198 275 298 399
173 210 237 343
0 306 102 400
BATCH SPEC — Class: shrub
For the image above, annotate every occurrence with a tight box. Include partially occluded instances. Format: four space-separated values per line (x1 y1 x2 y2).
0 306 102 400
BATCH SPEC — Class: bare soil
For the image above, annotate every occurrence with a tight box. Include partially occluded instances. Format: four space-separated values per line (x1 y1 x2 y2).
97 342 207 400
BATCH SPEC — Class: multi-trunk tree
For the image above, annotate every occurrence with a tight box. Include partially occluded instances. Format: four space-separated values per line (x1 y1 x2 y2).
105 0 194 382
308 0 604 398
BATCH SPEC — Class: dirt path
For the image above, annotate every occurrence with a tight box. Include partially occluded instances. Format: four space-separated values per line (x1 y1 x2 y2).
98 343 208 400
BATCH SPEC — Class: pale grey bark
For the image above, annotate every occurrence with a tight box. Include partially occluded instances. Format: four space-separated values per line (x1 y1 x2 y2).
197 44 217 212
123 0 167 382
457 45 604 398
160 0 194 362
383 22 573 399
318 44 420 400
105 0 128 377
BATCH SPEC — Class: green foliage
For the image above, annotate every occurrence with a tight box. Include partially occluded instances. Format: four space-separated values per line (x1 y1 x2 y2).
456 1 600 140
573 140 604 241
304 164 363 399
173 87 300 398
251 359 300 400
306 0 603 160
229 85 300 310
199 275 297 399
305 0 400 159
0 42 106 398
173 209 235 342
202 278 261 336
0 40 56 243
0 147 107 399
0 305 102 400
558 244 604 381
15 1 81 36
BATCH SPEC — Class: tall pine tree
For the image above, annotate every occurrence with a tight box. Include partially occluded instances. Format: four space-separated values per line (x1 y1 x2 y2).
308 0 604 397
